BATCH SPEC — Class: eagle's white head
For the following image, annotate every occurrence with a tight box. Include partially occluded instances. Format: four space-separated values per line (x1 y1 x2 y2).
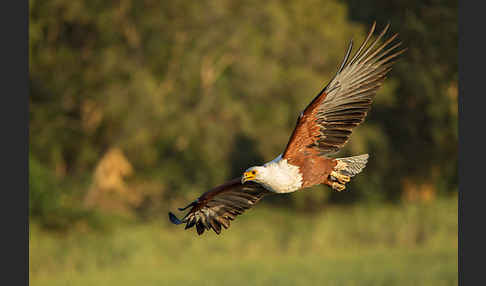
241 154 303 193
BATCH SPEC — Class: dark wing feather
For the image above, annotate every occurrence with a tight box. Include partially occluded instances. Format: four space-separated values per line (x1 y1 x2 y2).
168 178 270 235
283 22 406 159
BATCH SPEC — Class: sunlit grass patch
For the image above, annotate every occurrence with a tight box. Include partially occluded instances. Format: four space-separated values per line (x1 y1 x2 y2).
30 198 457 286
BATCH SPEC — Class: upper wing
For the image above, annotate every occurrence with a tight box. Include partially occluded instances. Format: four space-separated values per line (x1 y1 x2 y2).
168 178 270 235
282 22 406 159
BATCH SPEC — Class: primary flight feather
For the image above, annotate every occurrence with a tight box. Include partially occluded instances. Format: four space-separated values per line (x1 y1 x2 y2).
169 22 406 235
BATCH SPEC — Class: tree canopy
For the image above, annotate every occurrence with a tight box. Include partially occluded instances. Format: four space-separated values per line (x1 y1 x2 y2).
29 0 457 224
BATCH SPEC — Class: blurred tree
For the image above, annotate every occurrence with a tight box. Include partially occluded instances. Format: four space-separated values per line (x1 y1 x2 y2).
342 0 458 201
29 152 100 229
228 133 265 179
29 0 456 222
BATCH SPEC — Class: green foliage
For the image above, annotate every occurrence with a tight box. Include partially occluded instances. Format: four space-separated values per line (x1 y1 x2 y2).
29 153 105 230
29 153 62 219
29 0 457 220
344 0 458 200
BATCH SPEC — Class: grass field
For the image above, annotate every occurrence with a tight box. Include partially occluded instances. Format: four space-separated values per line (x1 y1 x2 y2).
30 197 457 286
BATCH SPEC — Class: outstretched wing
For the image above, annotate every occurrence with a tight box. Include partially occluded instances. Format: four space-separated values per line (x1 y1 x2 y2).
282 22 406 160
168 178 270 235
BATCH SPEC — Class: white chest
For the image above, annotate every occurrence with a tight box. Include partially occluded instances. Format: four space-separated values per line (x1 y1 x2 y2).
260 154 303 193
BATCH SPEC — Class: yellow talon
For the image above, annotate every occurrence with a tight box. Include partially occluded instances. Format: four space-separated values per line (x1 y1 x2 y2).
339 175 350 183
331 171 351 184
332 182 346 192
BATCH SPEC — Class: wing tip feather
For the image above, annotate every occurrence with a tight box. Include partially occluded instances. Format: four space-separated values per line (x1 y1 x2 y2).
168 212 183 225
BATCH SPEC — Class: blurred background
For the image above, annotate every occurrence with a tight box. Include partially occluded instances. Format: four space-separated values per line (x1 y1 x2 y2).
29 0 457 285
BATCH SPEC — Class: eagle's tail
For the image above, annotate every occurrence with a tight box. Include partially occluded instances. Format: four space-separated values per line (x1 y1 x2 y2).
328 154 369 191
335 154 369 177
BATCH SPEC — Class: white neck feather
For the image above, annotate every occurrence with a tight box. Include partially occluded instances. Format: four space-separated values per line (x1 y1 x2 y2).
258 154 303 193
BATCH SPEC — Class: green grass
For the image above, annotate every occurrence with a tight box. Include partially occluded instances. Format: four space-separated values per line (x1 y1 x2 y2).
30 198 457 286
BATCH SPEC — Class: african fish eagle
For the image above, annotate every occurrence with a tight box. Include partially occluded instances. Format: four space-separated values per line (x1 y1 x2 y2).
169 22 406 235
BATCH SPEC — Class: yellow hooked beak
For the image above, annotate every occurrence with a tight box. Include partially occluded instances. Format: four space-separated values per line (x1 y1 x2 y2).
241 170 257 184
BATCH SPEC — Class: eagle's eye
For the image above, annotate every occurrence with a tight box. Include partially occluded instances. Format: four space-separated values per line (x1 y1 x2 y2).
251 170 257 175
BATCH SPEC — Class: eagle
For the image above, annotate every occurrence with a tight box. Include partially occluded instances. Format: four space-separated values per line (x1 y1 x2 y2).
169 22 405 235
